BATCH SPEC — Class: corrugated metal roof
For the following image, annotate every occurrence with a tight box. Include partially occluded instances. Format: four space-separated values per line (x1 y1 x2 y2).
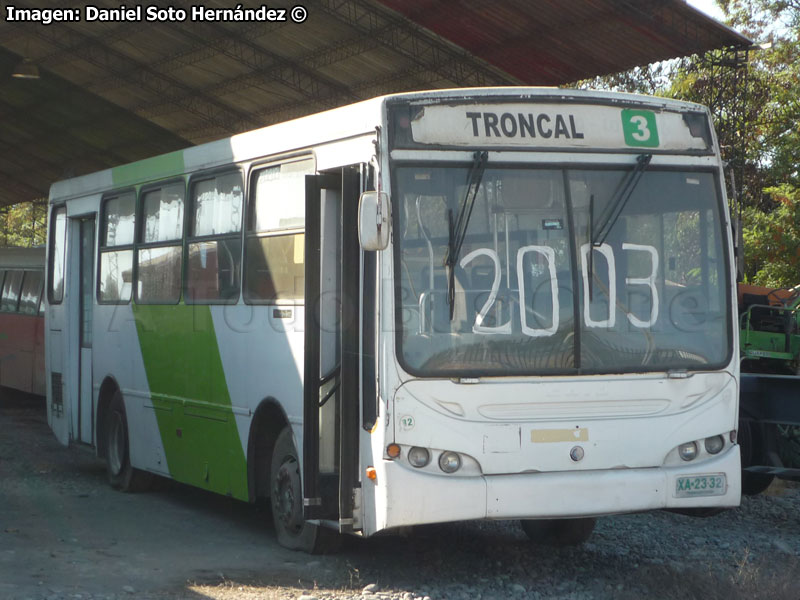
0 0 750 207
374 0 751 84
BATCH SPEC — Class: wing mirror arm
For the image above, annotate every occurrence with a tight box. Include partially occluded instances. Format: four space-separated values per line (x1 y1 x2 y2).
358 191 391 251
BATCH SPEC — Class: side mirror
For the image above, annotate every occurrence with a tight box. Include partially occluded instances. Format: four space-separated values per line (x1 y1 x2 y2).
358 191 390 251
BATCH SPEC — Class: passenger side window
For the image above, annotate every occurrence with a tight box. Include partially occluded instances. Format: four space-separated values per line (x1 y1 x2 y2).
99 192 135 303
1 270 23 312
136 182 184 304
244 158 314 302
19 270 43 315
48 207 67 304
186 172 243 303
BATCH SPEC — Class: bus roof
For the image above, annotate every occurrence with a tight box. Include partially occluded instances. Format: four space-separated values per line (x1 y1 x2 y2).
49 87 709 204
0 247 46 270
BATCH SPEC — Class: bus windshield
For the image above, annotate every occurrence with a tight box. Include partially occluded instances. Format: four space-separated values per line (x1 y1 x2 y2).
393 164 730 376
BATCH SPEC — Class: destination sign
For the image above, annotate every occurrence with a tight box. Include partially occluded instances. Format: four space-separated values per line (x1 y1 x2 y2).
407 103 709 151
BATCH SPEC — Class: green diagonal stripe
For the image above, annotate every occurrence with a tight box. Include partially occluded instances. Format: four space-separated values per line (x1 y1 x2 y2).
132 303 248 500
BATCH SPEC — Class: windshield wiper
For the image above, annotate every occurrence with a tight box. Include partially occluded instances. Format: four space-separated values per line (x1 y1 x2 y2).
591 153 652 247
445 150 489 319
588 153 651 301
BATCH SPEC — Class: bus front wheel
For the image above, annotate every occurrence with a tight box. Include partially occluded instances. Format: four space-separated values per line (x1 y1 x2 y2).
269 427 341 554
520 517 596 546
105 391 152 492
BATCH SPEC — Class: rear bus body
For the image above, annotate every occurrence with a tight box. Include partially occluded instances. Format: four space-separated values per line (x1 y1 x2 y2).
0 247 46 397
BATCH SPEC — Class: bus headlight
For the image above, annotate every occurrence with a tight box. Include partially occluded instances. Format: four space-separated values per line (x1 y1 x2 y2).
679 442 698 461
704 435 725 455
408 447 430 468
438 451 462 473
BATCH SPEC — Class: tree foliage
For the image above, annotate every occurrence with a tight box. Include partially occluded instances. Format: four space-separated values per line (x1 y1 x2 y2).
719 1 800 285
743 184 800 286
577 1 800 287
0 201 47 248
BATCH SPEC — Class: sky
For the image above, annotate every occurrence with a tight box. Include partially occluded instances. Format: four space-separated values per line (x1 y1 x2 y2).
686 0 726 21
686 0 787 39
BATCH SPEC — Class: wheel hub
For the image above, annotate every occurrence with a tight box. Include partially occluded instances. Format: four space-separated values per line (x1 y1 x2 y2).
274 458 303 534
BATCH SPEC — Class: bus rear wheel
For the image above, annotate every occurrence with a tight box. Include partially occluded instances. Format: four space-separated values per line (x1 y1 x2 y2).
520 517 596 546
269 427 340 554
105 391 152 492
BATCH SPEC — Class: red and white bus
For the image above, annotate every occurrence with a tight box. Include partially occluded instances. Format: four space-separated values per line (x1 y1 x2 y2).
0 247 46 396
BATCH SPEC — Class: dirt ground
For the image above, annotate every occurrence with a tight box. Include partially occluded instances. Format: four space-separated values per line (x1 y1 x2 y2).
0 392 322 599
1 391 799 600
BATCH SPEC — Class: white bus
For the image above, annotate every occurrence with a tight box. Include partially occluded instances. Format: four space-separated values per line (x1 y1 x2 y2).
46 88 740 552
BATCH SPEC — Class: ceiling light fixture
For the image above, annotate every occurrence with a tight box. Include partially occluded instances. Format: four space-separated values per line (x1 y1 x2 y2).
12 58 40 80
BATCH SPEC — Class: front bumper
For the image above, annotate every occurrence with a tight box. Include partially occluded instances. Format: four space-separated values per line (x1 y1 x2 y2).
373 445 740 531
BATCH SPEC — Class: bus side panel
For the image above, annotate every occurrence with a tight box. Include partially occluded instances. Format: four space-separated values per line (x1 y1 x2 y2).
210 304 306 464
0 313 37 393
46 277 69 446
46 329 70 445
93 303 170 475
131 304 249 500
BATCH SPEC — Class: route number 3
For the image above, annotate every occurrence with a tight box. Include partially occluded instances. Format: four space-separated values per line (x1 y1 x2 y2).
621 109 660 148
629 116 651 142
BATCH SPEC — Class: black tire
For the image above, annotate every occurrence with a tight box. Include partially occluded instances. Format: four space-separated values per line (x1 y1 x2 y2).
270 427 341 554
105 391 152 492
777 425 800 469
739 419 775 496
742 470 774 496
520 517 596 546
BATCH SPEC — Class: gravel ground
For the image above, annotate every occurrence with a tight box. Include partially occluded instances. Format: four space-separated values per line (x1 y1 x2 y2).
1 393 798 600
189 493 800 600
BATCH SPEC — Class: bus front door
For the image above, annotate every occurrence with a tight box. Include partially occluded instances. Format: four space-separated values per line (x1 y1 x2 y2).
303 168 361 533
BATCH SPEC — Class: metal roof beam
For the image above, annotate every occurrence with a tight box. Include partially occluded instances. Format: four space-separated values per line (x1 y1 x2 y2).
203 24 357 99
0 2 149 71
0 172 50 205
0 124 103 195
316 0 520 86
23 23 260 133
130 22 359 126
0 147 64 185
177 61 448 140
0 98 131 167
142 20 441 122
40 24 151 69
85 21 284 94
177 0 524 138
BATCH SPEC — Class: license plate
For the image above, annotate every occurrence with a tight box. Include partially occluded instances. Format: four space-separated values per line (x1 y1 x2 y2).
675 474 727 498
